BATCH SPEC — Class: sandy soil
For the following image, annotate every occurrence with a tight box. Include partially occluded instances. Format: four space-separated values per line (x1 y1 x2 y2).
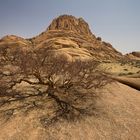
0 82 140 140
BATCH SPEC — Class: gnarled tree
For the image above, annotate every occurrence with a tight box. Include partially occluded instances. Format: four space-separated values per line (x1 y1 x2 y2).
0 49 110 125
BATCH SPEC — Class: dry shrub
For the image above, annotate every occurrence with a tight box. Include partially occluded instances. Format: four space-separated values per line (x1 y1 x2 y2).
0 49 111 126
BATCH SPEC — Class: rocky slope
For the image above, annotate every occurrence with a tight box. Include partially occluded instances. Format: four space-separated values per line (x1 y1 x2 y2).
0 15 140 140
0 35 31 50
0 82 140 140
125 51 140 60
32 15 123 61
0 15 123 62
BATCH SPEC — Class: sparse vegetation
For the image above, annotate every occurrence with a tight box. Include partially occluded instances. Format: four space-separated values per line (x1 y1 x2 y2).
0 14 140 140
97 37 102 41
0 48 110 126
123 68 128 71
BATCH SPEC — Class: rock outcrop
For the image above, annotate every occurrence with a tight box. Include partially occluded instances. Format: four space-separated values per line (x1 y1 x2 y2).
32 15 122 61
125 51 140 60
0 15 123 62
47 15 93 36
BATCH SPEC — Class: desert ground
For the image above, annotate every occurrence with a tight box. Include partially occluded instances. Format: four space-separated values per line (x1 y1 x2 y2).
0 81 140 140
0 15 140 140
0 60 140 140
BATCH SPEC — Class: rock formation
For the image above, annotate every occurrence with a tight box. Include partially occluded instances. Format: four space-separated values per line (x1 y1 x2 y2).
0 15 123 62
125 51 140 60
33 15 123 61
0 15 140 140
47 15 93 36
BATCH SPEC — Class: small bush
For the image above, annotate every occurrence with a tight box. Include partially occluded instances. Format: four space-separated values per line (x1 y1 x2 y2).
123 68 128 71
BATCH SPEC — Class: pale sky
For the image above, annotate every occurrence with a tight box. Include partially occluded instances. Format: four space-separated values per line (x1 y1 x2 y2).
0 0 140 54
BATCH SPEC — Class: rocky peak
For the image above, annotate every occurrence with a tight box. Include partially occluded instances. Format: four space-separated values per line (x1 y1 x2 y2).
47 15 93 36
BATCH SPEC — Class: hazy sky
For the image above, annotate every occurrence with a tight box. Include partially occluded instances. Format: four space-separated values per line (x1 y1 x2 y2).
0 0 140 53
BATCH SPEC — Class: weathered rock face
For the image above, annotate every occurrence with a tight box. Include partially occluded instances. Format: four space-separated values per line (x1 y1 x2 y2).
30 15 122 61
47 15 93 36
126 51 140 60
0 15 123 62
0 35 31 65
0 35 31 48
